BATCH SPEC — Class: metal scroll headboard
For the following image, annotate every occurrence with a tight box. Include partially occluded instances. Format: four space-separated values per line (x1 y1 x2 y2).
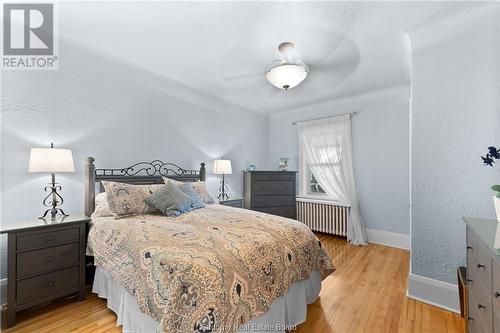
84 157 206 216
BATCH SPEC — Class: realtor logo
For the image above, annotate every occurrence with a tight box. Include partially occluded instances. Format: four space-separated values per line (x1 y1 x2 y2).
2 3 58 70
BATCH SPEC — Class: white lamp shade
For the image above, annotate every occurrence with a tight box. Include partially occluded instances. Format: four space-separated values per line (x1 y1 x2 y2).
213 159 232 175
29 148 75 173
266 64 307 90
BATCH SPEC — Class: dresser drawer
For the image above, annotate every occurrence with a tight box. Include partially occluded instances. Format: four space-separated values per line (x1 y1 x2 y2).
17 227 79 251
251 181 295 195
493 261 500 320
469 289 493 333
17 266 80 305
467 228 477 272
251 173 295 182
17 243 80 278
474 241 493 291
495 313 500 333
252 195 295 208
253 206 295 218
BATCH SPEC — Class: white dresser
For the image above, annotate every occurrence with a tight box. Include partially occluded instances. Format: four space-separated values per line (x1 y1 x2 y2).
465 218 500 333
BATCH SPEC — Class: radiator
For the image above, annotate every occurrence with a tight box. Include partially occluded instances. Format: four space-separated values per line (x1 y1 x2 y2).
296 199 349 236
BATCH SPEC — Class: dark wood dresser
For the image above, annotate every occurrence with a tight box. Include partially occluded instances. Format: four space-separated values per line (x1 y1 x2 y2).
0 214 89 327
464 217 500 333
243 171 297 219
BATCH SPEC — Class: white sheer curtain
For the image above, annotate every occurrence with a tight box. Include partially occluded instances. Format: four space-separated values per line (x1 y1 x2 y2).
297 114 367 245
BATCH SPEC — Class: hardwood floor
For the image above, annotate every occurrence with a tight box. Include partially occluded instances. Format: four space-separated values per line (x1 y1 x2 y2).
2 234 464 333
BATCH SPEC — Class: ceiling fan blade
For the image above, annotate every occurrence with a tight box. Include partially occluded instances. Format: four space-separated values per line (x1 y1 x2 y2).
223 72 263 81
310 56 358 72
314 37 360 68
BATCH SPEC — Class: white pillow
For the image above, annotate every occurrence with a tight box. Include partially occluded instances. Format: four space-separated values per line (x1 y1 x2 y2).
91 192 113 218
162 177 215 204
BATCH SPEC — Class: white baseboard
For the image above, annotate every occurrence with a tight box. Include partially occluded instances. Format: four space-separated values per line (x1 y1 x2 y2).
407 273 460 314
0 278 6 305
365 228 410 250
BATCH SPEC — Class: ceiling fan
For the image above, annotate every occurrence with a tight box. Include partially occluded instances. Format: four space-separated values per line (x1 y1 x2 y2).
222 34 360 96
222 41 309 91
265 42 308 90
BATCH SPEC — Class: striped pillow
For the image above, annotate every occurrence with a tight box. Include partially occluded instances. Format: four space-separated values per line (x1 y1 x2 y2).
145 182 193 216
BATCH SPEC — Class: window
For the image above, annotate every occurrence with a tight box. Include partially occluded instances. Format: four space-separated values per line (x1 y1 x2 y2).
308 170 325 194
299 144 341 199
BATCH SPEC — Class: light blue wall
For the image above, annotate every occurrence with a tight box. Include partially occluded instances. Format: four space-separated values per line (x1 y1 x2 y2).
410 11 500 284
269 87 411 236
0 40 270 279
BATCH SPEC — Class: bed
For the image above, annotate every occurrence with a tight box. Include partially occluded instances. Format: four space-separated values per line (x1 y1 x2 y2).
84 157 334 333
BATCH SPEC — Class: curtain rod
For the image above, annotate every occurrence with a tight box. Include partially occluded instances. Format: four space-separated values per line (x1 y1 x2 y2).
291 111 358 125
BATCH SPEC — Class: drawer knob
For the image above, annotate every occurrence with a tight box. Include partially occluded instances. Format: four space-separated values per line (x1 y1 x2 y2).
47 256 55 262
478 304 486 310
48 281 55 287
468 316 474 321
467 246 473 250
495 291 500 298
477 263 485 269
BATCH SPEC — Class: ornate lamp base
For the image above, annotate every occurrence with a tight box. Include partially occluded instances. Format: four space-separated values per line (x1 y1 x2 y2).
217 175 229 201
40 207 68 220
39 173 69 220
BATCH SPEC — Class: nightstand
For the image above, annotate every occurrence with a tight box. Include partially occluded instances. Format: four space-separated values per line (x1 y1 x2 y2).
0 214 90 328
218 197 244 208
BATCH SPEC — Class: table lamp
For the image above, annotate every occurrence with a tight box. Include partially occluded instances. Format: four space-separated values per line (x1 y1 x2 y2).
29 143 75 219
213 159 232 200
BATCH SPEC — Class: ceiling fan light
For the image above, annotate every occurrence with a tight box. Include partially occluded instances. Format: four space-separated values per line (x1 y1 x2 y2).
266 64 307 90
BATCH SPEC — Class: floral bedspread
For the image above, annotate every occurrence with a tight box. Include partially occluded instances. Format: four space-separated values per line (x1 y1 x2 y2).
87 204 334 333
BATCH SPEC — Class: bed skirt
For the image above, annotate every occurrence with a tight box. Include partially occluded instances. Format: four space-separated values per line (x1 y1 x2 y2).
92 266 322 333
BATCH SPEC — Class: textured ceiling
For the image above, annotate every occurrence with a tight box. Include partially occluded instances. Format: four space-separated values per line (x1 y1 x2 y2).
59 1 492 113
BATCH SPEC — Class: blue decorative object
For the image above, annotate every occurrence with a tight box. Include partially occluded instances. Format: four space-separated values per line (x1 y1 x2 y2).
179 183 205 209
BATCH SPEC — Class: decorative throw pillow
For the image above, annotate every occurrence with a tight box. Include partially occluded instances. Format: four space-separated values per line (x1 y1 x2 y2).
179 183 205 209
102 181 163 218
162 177 215 204
192 181 216 204
145 181 193 216
91 192 113 218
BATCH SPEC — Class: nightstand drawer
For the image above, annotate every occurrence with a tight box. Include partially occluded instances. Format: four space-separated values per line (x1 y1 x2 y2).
17 266 79 305
17 227 79 251
220 200 243 208
17 243 80 278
